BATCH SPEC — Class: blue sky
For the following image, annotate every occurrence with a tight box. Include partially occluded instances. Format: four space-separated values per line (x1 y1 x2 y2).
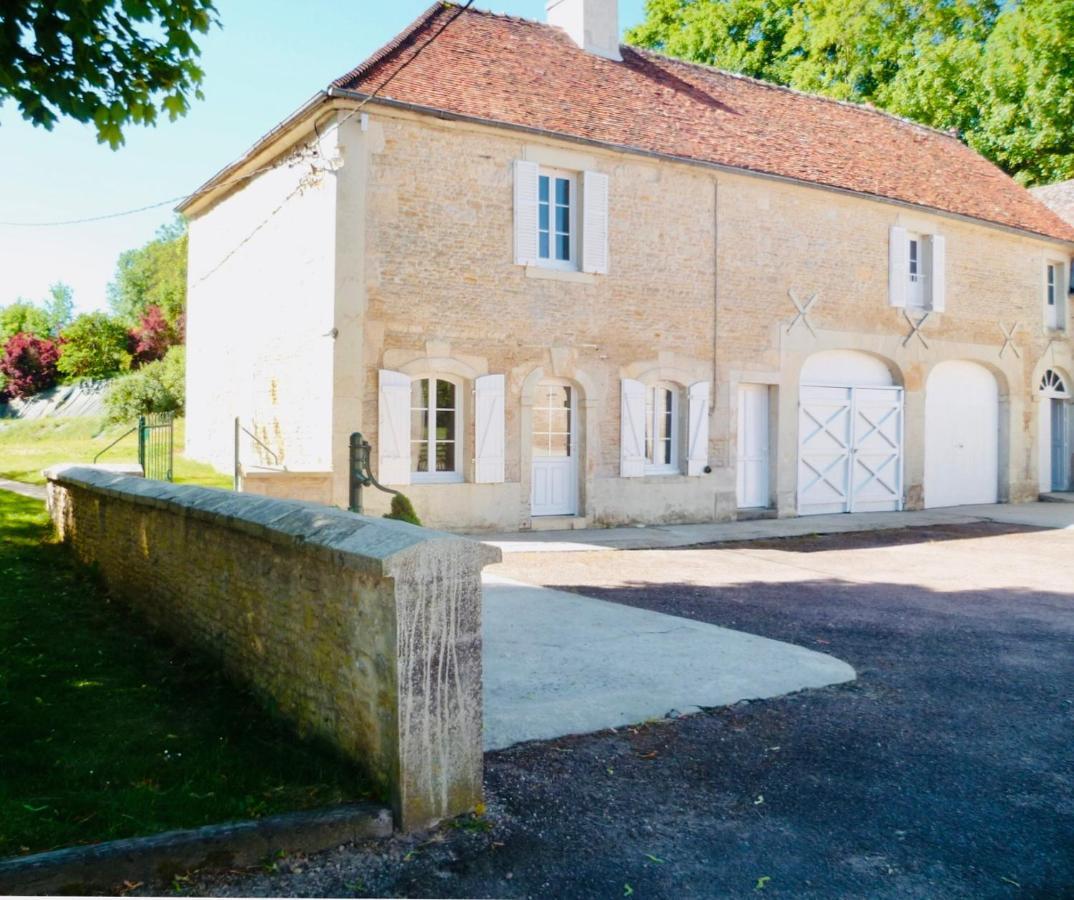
0 0 647 314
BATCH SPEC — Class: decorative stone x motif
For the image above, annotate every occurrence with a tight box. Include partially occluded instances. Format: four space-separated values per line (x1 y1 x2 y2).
998 322 1022 359
902 310 930 349
786 290 818 337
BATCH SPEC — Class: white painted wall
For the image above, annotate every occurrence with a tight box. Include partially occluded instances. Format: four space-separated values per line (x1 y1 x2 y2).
185 131 340 475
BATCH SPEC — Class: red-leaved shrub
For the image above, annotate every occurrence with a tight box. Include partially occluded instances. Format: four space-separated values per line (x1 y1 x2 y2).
127 305 180 368
0 332 61 399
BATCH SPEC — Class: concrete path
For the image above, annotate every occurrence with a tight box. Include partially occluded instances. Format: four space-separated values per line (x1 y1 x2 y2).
481 574 855 751
0 478 46 501
482 501 1074 553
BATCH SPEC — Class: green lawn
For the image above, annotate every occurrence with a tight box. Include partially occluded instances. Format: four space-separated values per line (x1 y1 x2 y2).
0 415 231 488
0 491 374 857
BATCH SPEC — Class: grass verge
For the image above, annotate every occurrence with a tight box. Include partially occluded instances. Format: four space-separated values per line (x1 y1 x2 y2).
0 490 373 857
0 416 230 489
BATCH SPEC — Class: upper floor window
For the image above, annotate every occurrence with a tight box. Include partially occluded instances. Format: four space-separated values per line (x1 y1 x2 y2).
644 383 680 474
889 226 945 312
514 160 609 275
538 171 575 267
411 377 461 482
1045 260 1067 331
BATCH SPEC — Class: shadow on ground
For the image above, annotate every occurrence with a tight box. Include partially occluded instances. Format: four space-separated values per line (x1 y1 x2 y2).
179 523 1074 900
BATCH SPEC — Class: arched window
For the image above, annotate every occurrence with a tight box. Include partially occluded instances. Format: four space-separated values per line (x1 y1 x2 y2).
410 376 462 481
644 382 681 474
1040 369 1069 397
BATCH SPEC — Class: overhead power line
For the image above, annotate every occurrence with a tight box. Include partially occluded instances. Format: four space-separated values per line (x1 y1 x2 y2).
0 0 474 229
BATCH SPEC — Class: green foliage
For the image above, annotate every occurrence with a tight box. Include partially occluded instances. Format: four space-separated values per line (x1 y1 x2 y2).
0 301 51 344
0 0 218 148
384 493 423 526
108 219 188 325
57 312 132 380
40 282 75 336
104 345 185 423
626 0 1074 185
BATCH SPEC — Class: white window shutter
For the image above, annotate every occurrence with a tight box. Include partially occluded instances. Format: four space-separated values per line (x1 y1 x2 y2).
378 369 411 486
686 381 711 477
620 378 646 477
889 226 908 308
514 160 540 266
582 170 610 275
929 234 946 312
474 374 505 484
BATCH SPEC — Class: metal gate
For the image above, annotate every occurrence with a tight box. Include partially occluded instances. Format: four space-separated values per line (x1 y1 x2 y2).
798 385 903 515
138 413 174 481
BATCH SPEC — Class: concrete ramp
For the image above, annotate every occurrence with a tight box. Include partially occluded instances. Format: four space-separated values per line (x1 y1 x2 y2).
483 574 855 751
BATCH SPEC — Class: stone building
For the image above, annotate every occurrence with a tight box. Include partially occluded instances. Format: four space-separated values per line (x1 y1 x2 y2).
182 0 1074 531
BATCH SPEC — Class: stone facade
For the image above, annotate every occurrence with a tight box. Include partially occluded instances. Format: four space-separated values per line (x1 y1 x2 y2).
184 101 1074 531
45 465 499 830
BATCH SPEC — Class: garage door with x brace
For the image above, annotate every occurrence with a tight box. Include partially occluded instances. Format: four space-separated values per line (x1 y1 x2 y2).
798 385 904 515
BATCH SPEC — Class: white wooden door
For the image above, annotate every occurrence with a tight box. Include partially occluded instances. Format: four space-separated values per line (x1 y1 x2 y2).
924 361 998 508
531 382 578 516
798 385 903 515
737 384 770 508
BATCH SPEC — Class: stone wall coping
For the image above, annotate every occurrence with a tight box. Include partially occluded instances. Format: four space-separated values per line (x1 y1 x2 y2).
45 465 501 578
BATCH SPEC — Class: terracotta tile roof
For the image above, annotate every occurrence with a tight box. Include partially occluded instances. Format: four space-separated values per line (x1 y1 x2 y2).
332 3 1074 244
1032 179 1074 230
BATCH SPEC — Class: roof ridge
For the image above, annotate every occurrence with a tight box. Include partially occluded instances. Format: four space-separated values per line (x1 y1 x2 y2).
329 2 447 90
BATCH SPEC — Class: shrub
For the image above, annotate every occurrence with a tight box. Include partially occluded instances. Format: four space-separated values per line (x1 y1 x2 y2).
128 305 180 368
0 302 52 344
57 312 131 380
104 345 185 423
0 333 60 399
384 493 422 526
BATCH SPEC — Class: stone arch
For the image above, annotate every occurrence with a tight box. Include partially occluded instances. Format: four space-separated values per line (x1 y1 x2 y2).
799 349 903 387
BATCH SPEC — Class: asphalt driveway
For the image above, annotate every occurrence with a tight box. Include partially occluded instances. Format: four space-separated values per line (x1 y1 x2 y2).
181 521 1074 899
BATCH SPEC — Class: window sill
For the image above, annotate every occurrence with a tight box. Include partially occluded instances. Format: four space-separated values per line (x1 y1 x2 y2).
524 265 595 285
411 474 465 485
643 467 682 477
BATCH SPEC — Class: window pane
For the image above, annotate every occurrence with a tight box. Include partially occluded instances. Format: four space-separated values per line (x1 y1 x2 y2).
539 232 550 259
436 409 455 442
556 204 570 234
413 441 428 473
662 438 672 466
435 379 455 409
556 233 570 261
436 440 455 472
533 406 551 434
411 408 428 442
549 409 569 433
549 432 570 457
411 378 428 409
539 202 550 232
555 178 569 205
539 175 549 202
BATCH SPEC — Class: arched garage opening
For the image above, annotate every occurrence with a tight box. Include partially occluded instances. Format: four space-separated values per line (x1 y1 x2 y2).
798 351 904 515
924 360 999 508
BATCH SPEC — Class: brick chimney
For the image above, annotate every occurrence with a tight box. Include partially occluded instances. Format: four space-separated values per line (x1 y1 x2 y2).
546 0 622 62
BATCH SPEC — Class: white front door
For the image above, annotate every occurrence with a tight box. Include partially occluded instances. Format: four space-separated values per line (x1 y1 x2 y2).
737 384 770 508
798 385 903 515
924 360 999 508
531 382 578 516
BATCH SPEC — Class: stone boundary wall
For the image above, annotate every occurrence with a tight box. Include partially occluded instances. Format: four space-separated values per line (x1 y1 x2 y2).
44 466 499 831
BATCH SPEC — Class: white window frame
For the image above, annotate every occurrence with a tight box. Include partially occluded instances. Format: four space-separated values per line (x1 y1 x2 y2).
410 375 464 484
536 167 578 271
1045 260 1066 331
906 231 929 309
644 382 681 475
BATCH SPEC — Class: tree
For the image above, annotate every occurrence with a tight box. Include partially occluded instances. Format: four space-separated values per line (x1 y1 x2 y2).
0 333 60 399
108 219 188 325
0 301 51 344
41 282 75 337
105 345 185 423
57 312 131 380
626 0 1074 185
128 305 180 367
0 0 218 148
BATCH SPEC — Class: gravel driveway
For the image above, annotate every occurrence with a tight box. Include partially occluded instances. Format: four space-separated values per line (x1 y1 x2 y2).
179 522 1074 899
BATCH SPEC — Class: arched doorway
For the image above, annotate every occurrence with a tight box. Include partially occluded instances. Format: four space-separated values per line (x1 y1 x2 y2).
530 379 579 516
798 351 904 515
924 361 999 507
1038 369 1071 493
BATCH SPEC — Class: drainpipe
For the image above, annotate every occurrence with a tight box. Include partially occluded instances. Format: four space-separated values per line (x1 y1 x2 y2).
711 179 719 413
